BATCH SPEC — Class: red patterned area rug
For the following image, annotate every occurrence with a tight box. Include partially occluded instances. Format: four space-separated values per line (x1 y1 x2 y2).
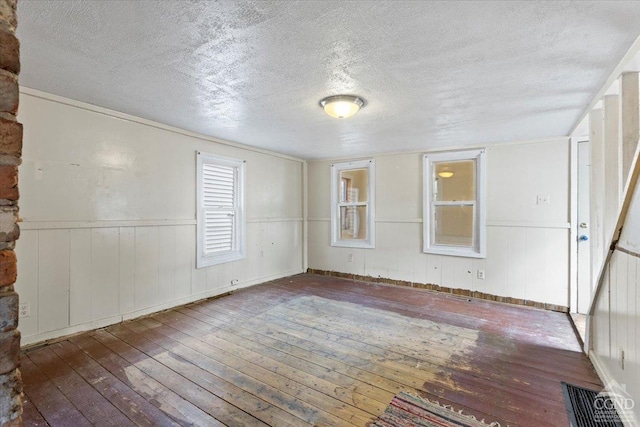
369 391 502 427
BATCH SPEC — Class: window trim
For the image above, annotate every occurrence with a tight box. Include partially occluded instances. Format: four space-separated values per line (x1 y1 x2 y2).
423 149 486 258
196 151 246 268
330 159 375 249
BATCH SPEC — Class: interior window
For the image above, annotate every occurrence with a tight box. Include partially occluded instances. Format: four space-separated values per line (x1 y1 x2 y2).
423 150 486 258
331 160 375 248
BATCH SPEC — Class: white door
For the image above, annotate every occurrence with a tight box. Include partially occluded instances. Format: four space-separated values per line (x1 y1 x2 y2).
577 140 591 313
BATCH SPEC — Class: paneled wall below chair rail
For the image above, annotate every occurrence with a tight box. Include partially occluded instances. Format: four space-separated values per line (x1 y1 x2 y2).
591 248 640 425
308 220 569 308
15 220 302 346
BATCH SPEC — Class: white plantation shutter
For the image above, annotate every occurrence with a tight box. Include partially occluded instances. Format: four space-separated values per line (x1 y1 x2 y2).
203 163 235 254
203 164 235 207
197 152 246 268
204 208 234 253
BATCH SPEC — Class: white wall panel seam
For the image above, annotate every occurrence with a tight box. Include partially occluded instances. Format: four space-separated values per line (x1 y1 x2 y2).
117 228 121 322
67 229 71 326
36 231 40 333
157 227 160 306
89 229 94 322
133 227 137 312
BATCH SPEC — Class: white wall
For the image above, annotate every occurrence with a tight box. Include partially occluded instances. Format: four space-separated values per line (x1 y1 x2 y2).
15 89 304 345
308 139 571 307
591 184 640 425
585 67 640 425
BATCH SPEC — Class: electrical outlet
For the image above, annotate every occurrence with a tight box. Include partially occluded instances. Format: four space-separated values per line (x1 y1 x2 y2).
347 254 354 262
19 302 30 318
477 270 485 280
230 279 239 286
536 195 550 205
620 348 625 370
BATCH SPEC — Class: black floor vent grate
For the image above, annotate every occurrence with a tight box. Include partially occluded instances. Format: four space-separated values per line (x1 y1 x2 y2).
562 382 624 427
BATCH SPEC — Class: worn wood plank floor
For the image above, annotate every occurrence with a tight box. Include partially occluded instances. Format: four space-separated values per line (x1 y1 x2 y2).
21 274 602 426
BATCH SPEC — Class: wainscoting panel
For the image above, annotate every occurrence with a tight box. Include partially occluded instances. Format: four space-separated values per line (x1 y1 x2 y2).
134 226 160 311
118 226 136 314
158 226 176 305
308 220 569 307
590 249 639 425
38 229 70 333
70 228 91 325
174 225 194 300
15 220 303 346
92 228 121 321
17 231 38 338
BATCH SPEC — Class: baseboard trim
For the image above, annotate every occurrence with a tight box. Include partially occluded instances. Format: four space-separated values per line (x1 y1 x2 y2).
20 268 304 348
589 351 611 388
121 269 304 321
307 268 569 313
588 352 638 427
20 315 123 349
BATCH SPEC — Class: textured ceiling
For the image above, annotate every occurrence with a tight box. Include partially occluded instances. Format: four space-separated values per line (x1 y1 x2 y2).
16 1 640 159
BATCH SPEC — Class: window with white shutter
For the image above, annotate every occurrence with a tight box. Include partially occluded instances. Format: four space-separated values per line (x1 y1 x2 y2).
197 152 246 268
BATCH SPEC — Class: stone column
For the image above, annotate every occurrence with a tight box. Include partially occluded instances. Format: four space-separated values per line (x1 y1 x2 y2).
0 0 22 425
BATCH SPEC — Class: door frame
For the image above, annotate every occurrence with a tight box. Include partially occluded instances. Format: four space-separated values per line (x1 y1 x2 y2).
569 136 591 313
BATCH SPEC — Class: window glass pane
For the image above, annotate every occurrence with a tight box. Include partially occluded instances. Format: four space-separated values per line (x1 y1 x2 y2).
434 205 474 247
339 205 368 240
339 168 368 202
434 160 475 202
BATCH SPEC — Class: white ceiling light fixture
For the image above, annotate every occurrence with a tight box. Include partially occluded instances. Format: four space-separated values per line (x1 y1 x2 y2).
319 95 365 119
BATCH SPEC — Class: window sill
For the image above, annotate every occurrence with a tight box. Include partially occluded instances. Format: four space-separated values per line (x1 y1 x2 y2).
331 240 375 249
423 247 485 259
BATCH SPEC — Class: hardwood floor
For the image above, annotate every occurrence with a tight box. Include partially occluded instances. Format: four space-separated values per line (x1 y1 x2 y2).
21 274 602 426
